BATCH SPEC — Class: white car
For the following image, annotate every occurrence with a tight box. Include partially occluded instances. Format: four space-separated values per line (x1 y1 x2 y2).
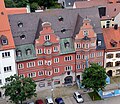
45 97 54 104
73 92 84 103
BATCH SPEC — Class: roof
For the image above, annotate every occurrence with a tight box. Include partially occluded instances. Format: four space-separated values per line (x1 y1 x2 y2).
102 27 120 51
6 8 27 15
74 0 120 20
9 7 102 46
0 0 15 50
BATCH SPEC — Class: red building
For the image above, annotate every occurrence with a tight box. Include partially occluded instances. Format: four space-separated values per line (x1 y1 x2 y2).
9 7 105 90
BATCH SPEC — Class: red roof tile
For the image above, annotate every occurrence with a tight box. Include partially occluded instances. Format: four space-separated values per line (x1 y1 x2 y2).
102 27 120 51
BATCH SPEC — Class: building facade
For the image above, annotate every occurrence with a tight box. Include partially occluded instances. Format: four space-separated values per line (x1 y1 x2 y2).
103 27 120 77
9 7 105 90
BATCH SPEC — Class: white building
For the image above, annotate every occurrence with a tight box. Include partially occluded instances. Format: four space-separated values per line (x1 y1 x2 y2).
0 0 17 99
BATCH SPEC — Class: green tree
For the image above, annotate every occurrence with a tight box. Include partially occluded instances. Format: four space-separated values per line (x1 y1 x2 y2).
2 75 36 104
82 63 107 92
5 0 60 12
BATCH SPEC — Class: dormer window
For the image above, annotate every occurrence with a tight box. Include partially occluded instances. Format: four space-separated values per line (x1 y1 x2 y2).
0 35 8 45
83 30 88 36
44 35 50 41
64 42 70 48
58 16 63 22
26 49 32 55
18 21 23 27
16 50 22 57
20 35 26 40
110 39 117 47
98 40 102 46
61 28 66 33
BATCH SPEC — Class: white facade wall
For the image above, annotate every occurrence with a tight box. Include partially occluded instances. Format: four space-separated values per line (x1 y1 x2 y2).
0 49 17 87
105 51 120 76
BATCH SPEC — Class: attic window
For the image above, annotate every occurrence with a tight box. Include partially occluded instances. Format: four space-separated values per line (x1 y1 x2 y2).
83 30 88 36
16 50 22 57
64 42 70 48
26 49 32 55
110 39 117 47
114 8 116 11
1 12 4 15
61 28 66 33
58 16 63 22
0 35 8 45
98 40 102 46
18 22 23 27
20 35 26 40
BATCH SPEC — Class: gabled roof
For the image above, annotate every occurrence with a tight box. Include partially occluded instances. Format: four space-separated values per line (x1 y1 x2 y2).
102 27 120 51
9 7 102 46
74 0 120 20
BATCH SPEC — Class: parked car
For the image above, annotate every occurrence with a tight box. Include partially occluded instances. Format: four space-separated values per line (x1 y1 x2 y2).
45 97 54 104
36 99 44 104
55 97 65 104
73 91 84 103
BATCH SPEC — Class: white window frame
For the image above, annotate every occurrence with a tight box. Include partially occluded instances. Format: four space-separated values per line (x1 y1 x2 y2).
2 52 10 58
27 72 36 78
54 58 59 63
53 46 58 52
64 56 72 61
54 68 59 73
27 62 35 68
44 35 50 41
38 48 43 54
38 60 43 66
38 71 44 76
65 66 72 71
76 55 81 60
47 49 51 54
18 64 24 69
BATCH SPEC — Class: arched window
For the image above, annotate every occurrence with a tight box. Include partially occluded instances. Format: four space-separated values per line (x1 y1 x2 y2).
16 50 22 57
26 49 32 55
0 35 8 45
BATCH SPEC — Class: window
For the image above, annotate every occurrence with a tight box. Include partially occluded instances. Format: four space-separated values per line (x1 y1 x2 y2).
38 49 43 54
18 64 24 69
28 72 36 78
106 62 113 67
1 35 8 45
90 53 95 58
82 44 85 48
2 52 10 58
98 40 102 46
77 44 81 48
116 53 120 58
20 35 26 40
86 44 89 48
106 54 113 58
44 49 46 54
54 68 59 73
76 64 81 69
103 25 105 28
61 28 66 33
46 71 52 76
0 80 2 85
44 35 50 41
47 49 51 54
19 74 25 78
64 42 70 48
38 60 43 66
38 71 44 76
76 55 80 59
54 58 59 63
54 80 60 85
82 55 84 59
64 56 72 61
65 66 72 71
82 64 85 69
16 50 22 57
83 30 88 36
97 52 102 57
27 62 35 68
53 46 58 52
47 61 52 66
4 66 12 72
26 49 32 55
58 16 63 22
115 61 120 66
18 21 23 27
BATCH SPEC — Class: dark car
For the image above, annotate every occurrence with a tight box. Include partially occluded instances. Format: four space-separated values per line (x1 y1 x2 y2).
36 99 44 104
55 97 65 104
